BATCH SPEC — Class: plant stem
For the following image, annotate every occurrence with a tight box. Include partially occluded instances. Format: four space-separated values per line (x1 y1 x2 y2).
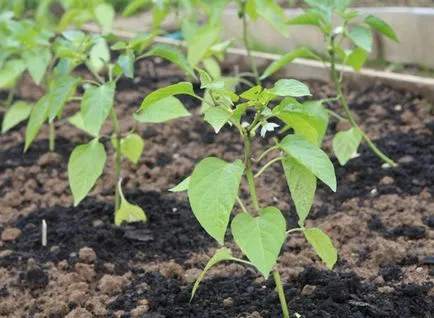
329 39 397 167
243 132 260 213
254 156 285 178
241 2 260 85
272 270 290 318
3 84 17 109
49 122 55 152
111 109 122 213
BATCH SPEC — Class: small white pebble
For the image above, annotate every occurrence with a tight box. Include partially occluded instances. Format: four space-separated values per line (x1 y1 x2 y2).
172 208 178 212
272 196 278 202
173 153 180 160
262 285 266 289
394 104 403 111
382 163 391 169
370 188 378 196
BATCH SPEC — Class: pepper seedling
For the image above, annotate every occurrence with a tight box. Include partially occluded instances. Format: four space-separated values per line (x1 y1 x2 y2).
153 70 338 317
261 0 399 166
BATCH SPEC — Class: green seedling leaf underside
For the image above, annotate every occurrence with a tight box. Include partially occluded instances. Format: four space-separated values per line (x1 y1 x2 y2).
188 157 244 244
23 47 52 85
67 112 97 137
187 25 221 67
346 48 368 71
204 106 232 133
261 47 320 80
169 176 191 192
138 82 195 111
134 96 190 123
279 135 336 191
115 181 147 225
332 127 362 166
0 59 26 89
303 227 338 270
88 38 110 73
24 95 50 152
191 247 235 300
282 157 316 227
68 139 106 206
364 15 398 43
1 101 32 134
348 25 372 53
143 44 196 78
121 133 145 164
270 79 311 97
94 3 115 33
122 0 151 17
81 81 115 136
203 57 221 79
117 51 135 78
231 207 286 279
48 75 80 122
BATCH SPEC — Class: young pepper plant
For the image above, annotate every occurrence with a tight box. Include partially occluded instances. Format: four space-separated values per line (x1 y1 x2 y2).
261 0 399 166
152 71 338 317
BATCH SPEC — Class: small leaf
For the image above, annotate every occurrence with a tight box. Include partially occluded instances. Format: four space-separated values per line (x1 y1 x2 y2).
287 10 323 27
1 101 32 133
279 135 336 191
94 3 115 33
67 112 97 137
232 207 286 278
88 37 110 73
80 81 115 136
23 47 52 85
332 127 362 166
122 0 151 17
364 15 398 43
134 96 190 123
303 228 338 270
240 85 262 101
282 157 316 227
188 157 244 243
169 176 190 192
191 248 235 300
117 51 135 78
348 25 372 52
204 106 231 133
255 0 288 36
270 79 311 97
24 96 50 152
48 75 80 122
138 82 195 111
115 181 147 225
187 25 221 67
68 139 106 206
121 133 144 164
346 48 368 71
0 59 26 89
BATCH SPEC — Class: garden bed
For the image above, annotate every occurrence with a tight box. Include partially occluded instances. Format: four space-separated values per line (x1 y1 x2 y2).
0 60 433 317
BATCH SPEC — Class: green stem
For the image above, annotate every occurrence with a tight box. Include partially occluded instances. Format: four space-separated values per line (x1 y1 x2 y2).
241 3 260 86
236 196 248 214
49 121 55 152
254 156 285 179
243 132 260 213
111 109 121 213
3 84 17 109
254 145 280 162
329 39 397 167
272 270 290 318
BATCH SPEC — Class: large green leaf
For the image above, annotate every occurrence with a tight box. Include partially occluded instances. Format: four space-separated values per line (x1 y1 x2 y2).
347 26 372 52
68 139 106 206
346 48 368 71
232 207 286 278
80 81 115 136
121 133 144 164
270 79 311 97
303 228 337 270
0 59 26 89
279 135 336 191
332 127 362 166
23 47 52 85
94 3 115 33
143 44 196 78
134 96 190 123
261 47 320 79
204 106 231 133
67 112 97 137
282 157 316 227
188 157 244 243
187 25 221 67
364 15 398 43
24 95 50 152
138 82 195 111
1 101 32 134
115 181 147 225
48 75 80 122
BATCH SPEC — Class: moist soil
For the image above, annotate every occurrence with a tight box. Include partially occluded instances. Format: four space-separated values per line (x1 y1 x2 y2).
0 60 433 317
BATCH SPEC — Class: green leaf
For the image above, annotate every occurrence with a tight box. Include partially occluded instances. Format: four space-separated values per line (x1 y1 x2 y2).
255 0 288 36
138 82 195 111
204 106 231 133
134 96 190 123
94 3 115 33
261 47 320 79
67 112 97 137
122 0 151 16
1 101 32 133
304 100 329 144
80 81 115 136
364 15 398 43
240 85 262 101
232 207 286 278
188 157 244 244
287 10 323 27
203 58 221 79
48 75 80 122
348 26 372 52
191 247 235 300
187 25 221 67
88 37 110 73
169 176 190 192
143 44 196 78
121 133 144 164
117 51 135 78
332 127 362 166
279 135 336 191
346 48 368 71
115 182 147 225
303 228 338 270
270 79 311 97
0 59 26 89
23 47 52 85
282 157 316 227
24 95 50 152
68 139 106 206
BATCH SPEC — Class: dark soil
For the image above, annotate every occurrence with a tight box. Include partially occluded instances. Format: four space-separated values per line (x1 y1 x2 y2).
0 60 433 317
